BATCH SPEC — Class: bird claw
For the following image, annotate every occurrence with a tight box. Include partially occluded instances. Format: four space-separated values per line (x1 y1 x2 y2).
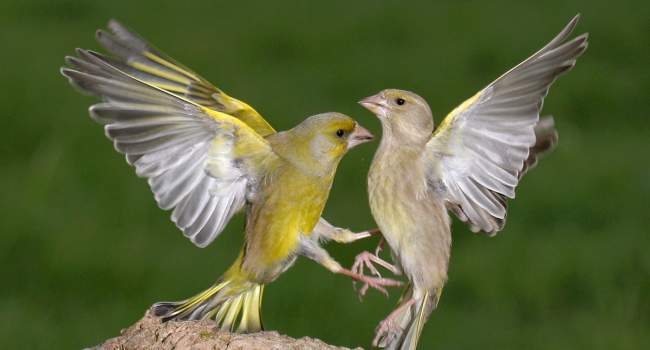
352 250 400 279
351 250 402 299
354 275 402 300
352 250 383 278
371 297 418 346
374 237 385 256
373 317 402 347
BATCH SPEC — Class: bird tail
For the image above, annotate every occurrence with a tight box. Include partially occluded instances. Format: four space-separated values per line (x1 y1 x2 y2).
151 258 265 333
381 286 441 350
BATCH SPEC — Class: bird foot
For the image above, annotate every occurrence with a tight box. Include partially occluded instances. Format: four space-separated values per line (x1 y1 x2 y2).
372 297 417 347
352 250 400 278
356 274 403 299
339 268 402 299
351 250 401 299
373 315 403 347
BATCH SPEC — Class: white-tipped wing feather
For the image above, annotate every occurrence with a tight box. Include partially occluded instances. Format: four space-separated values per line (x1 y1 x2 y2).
425 15 587 235
62 49 277 248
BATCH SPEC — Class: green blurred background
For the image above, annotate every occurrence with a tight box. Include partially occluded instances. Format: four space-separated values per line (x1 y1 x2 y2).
1 0 648 348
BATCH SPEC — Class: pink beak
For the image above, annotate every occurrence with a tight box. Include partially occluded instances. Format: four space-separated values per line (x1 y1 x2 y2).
348 124 374 149
358 93 388 117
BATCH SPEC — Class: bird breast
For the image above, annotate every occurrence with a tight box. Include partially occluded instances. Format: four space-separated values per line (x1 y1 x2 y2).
368 147 452 289
242 165 333 283
368 149 430 245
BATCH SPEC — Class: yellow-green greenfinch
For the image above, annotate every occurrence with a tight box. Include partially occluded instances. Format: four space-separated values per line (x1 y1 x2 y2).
61 20 400 332
355 15 588 349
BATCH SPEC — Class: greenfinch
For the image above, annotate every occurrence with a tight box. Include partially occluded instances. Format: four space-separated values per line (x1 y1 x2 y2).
61 20 400 332
355 15 588 349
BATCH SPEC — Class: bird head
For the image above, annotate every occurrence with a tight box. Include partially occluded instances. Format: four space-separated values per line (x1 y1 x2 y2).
359 89 433 144
272 112 374 175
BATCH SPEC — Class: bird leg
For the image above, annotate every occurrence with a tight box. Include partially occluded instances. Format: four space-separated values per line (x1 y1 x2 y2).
374 234 385 256
333 227 382 244
330 229 372 244
313 218 380 244
372 297 417 347
299 235 402 297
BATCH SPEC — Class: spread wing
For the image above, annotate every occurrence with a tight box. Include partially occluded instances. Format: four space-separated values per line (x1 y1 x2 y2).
62 49 278 248
425 15 587 235
94 19 276 137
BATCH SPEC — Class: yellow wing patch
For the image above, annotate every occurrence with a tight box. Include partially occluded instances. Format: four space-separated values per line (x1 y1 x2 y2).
433 90 484 138
202 107 271 148
97 20 276 137
143 51 201 82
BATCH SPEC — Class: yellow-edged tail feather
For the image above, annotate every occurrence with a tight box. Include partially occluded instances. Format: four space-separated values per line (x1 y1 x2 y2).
152 278 264 332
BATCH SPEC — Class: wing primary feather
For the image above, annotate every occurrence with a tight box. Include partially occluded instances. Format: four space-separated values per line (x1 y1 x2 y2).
173 176 213 229
184 197 220 240
425 15 585 235
62 22 280 249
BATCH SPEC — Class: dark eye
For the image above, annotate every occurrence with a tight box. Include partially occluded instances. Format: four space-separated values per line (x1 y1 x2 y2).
336 129 345 137
396 98 405 105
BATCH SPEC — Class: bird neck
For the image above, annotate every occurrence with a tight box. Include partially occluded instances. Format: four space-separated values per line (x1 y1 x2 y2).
267 131 340 178
378 120 430 155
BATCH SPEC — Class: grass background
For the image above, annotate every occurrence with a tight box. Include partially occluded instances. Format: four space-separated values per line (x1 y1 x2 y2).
1 0 648 348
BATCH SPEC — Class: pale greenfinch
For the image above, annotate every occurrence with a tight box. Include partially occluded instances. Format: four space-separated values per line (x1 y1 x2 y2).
61 20 399 332
355 15 588 349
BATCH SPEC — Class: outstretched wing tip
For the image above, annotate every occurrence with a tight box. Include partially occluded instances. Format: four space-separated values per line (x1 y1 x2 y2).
93 19 276 137
106 19 133 37
64 20 283 249
61 67 96 97
192 237 212 249
574 32 589 48
63 54 82 68
60 66 72 78
428 15 585 235
564 13 581 34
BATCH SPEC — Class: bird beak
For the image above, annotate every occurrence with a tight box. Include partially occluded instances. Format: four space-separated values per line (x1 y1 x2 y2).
347 124 374 149
358 93 388 117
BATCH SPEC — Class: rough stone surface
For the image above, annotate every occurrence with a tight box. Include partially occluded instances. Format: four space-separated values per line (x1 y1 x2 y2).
85 311 363 350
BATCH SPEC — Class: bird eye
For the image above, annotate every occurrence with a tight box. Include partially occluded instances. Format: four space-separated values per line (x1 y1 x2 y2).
336 129 345 137
396 98 405 105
